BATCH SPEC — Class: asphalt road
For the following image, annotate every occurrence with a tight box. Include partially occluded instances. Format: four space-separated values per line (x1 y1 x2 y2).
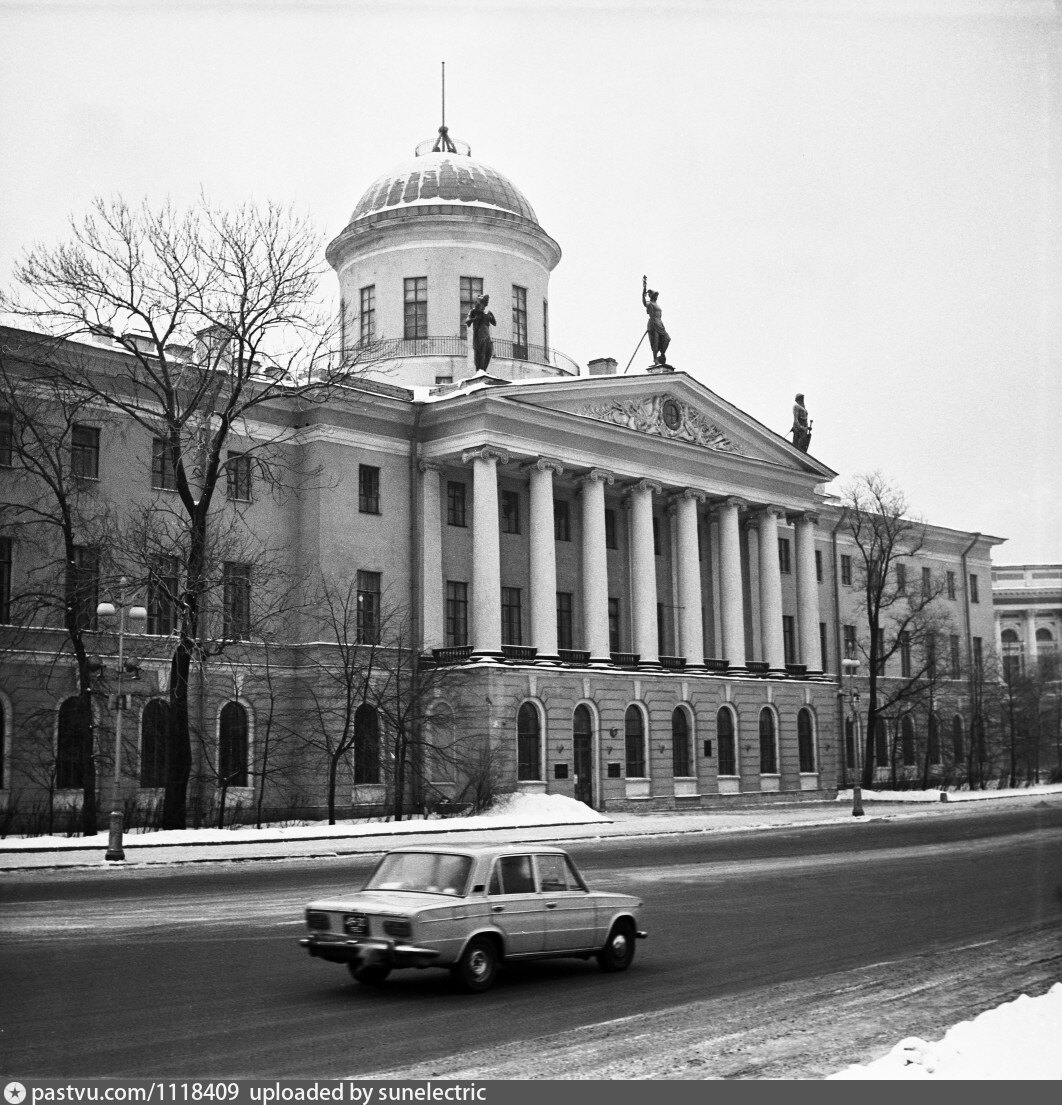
2 804 1060 1079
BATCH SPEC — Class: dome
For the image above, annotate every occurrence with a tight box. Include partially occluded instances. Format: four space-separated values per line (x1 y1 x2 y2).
349 151 540 226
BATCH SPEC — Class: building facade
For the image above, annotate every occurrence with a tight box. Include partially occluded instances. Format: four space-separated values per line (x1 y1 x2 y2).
0 128 1003 827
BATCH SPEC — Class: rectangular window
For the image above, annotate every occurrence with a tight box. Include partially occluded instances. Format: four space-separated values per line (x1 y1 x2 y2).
0 408 12 466
445 581 468 647
972 635 983 671
501 586 522 645
969 574 980 603
782 615 796 665
922 566 932 595
605 508 618 550
0 536 11 624
356 569 382 645
950 634 961 678
403 276 428 340
778 538 792 575
147 556 179 637
359 284 376 344
843 624 857 659
553 499 570 541
447 480 467 527
511 285 528 358
225 451 252 502
460 276 483 336
557 591 573 651
947 570 957 600
435 375 453 386
895 562 906 594
815 549 823 583
840 554 852 586
900 632 912 678
71 424 99 480
653 516 661 556
151 436 178 491
223 562 251 640
875 628 886 675
69 545 99 631
358 464 380 514
542 298 549 351
608 597 620 653
657 603 666 654
500 490 520 534
819 622 828 671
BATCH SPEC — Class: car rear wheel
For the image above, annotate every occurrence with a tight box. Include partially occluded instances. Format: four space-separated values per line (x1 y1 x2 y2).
452 936 499 993
348 963 392 986
596 919 636 972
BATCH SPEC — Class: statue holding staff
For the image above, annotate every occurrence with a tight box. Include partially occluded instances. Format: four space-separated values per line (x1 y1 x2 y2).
642 276 670 365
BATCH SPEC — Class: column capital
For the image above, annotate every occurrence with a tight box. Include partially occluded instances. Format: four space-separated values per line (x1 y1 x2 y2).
671 487 708 507
526 456 566 476
753 505 786 524
462 445 510 467
719 496 748 513
418 459 446 474
580 467 615 487
623 478 662 503
795 510 821 526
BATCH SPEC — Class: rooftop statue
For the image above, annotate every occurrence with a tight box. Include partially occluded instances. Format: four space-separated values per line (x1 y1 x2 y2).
791 392 812 453
465 293 496 374
642 275 671 366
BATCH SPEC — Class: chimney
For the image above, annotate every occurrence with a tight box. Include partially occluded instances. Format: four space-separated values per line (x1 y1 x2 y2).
588 357 618 376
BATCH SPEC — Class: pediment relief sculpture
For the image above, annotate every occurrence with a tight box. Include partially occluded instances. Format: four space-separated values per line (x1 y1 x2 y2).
580 394 742 453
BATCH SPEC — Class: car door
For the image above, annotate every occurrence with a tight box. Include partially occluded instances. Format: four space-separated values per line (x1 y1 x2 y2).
535 853 599 952
486 854 547 956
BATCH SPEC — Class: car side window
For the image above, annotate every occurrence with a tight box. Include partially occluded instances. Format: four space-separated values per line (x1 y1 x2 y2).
490 855 536 895
536 854 574 893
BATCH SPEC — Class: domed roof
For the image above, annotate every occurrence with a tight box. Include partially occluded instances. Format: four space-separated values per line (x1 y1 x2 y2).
349 150 540 226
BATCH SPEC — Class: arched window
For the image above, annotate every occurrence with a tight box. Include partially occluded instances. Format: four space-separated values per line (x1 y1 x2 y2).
219 701 249 787
573 704 593 744
758 707 777 774
1000 628 1019 643
901 715 916 766
57 696 88 790
624 705 646 778
951 715 964 762
717 707 737 776
874 717 889 767
1036 628 1054 643
517 702 541 781
353 703 380 785
928 714 941 765
671 708 691 777
797 708 816 773
140 699 170 788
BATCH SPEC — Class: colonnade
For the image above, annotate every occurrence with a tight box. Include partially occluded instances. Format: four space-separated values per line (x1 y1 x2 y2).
420 450 823 674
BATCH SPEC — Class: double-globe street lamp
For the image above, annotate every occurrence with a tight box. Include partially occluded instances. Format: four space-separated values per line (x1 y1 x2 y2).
841 657 864 818
96 577 147 813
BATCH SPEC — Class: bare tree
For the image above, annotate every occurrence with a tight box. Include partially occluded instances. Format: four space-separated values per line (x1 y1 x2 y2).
2 196 368 827
838 472 954 789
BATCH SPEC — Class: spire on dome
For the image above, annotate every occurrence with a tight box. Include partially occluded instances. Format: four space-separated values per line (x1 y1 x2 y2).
415 62 471 157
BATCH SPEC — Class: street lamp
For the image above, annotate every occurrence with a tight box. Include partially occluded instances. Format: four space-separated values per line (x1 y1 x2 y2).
841 658 864 818
96 577 147 808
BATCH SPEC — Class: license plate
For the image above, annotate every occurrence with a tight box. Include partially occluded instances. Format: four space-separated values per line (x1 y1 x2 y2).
343 913 369 936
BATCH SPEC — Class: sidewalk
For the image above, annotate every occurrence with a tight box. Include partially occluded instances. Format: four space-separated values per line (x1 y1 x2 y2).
3 786 1059 872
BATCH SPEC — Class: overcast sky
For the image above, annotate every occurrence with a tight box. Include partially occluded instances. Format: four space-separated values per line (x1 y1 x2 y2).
1 0 1058 564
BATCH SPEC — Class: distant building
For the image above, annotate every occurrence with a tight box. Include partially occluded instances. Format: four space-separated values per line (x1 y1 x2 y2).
993 565 1062 681
0 126 1004 826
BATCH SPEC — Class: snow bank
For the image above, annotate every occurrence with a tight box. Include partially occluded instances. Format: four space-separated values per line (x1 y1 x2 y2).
835 783 1062 804
828 983 1062 1079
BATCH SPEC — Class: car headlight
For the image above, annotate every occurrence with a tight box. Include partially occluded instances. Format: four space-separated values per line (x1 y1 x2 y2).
383 917 412 938
306 911 330 931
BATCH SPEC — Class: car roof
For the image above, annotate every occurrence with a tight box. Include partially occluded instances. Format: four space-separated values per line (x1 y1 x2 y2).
380 844 570 858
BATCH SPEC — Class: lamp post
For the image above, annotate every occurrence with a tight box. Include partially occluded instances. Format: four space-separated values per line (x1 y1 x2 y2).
96 578 147 809
842 658 864 818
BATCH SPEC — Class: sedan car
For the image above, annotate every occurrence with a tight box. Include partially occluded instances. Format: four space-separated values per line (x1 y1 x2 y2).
299 844 646 992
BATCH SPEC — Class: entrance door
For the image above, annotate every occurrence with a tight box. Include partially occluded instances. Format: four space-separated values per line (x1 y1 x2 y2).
573 732 593 806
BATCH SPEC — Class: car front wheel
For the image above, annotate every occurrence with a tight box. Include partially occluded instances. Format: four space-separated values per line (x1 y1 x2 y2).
452 936 499 993
348 963 392 986
596 920 636 973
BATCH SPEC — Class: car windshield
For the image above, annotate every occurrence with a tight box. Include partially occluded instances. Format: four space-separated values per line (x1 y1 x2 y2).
364 852 473 896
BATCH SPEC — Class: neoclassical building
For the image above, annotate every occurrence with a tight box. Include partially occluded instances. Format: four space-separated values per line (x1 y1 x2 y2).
994 564 1062 681
0 126 1004 822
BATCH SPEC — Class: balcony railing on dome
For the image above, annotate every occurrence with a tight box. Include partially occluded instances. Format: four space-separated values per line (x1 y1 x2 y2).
354 337 580 376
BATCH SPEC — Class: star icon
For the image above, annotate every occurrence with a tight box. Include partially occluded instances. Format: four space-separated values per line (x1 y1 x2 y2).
4 1084 27 1105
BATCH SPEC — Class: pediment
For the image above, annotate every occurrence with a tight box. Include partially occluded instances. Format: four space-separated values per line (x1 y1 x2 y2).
578 391 742 454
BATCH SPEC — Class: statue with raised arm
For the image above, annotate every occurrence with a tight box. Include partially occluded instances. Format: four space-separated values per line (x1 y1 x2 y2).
465 293 496 374
791 392 812 453
642 275 670 365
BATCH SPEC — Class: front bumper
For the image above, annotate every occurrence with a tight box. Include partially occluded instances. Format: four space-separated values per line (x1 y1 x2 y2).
299 934 442 969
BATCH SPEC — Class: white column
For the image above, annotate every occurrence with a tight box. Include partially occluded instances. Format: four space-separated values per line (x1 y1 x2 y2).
745 518 762 660
464 446 509 659
795 511 822 674
675 489 706 668
627 479 660 665
580 468 614 664
717 497 747 671
1025 609 1039 667
419 460 445 652
528 458 564 661
757 507 786 674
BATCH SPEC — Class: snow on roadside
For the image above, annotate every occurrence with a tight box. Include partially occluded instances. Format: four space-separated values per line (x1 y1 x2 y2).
835 783 1062 804
827 983 1062 1079
0 791 609 850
